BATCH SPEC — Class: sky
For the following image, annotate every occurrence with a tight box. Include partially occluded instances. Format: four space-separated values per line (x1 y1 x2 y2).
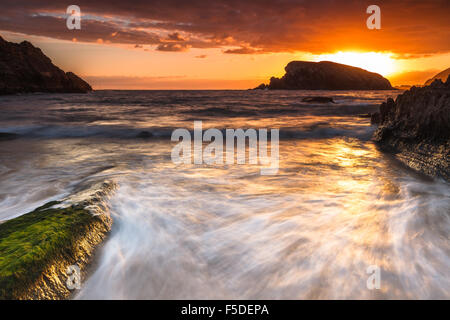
1 0 449 89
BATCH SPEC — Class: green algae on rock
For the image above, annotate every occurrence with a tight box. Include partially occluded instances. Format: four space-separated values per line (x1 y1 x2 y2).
0 181 116 299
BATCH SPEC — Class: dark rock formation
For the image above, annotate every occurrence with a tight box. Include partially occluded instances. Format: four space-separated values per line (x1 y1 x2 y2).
255 61 393 90
137 131 154 139
302 96 335 103
252 83 268 90
0 36 92 95
424 68 450 86
372 76 450 181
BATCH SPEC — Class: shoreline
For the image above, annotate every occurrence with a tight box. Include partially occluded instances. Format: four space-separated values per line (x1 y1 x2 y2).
374 138 449 182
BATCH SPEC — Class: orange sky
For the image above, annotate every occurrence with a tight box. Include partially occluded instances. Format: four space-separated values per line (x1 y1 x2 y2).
1 1 449 89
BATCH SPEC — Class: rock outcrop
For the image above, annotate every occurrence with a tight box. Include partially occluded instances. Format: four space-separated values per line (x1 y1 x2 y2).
424 68 450 86
302 96 335 103
254 61 393 90
0 181 116 299
0 36 92 94
372 76 450 181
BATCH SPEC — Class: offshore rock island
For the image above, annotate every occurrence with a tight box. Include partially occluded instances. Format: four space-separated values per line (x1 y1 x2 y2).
254 61 393 90
0 36 92 95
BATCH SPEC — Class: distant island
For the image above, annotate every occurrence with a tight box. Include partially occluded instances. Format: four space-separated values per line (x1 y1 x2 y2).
253 61 393 90
0 36 92 95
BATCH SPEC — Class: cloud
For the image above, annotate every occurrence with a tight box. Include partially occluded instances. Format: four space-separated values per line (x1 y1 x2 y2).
166 32 185 41
0 0 449 55
195 54 207 58
223 46 263 54
156 43 191 52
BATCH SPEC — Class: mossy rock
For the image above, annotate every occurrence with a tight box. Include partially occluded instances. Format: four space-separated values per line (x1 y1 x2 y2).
0 201 112 299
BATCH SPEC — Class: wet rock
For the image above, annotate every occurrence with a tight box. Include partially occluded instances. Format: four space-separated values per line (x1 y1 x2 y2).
0 181 116 299
370 112 381 124
373 76 450 181
137 131 154 139
302 96 335 103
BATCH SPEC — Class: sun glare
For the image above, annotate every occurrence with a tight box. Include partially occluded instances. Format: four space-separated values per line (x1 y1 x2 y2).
314 51 397 76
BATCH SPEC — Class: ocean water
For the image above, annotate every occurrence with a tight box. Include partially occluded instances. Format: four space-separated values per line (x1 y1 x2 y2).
0 90 449 299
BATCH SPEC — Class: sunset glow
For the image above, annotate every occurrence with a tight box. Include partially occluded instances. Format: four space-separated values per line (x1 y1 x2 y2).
1 0 449 302
315 52 397 76
1 0 448 88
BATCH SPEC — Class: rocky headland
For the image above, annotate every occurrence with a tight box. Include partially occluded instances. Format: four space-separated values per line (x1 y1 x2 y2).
0 36 92 95
424 68 450 86
0 181 116 299
254 61 393 90
371 76 450 181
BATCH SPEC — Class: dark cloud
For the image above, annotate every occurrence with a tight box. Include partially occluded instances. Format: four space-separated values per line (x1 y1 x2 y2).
224 46 263 54
156 43 190 52
0 0 449 54
166 32 185 41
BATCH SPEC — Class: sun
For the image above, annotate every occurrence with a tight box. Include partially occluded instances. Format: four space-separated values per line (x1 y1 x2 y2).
314 51 397 76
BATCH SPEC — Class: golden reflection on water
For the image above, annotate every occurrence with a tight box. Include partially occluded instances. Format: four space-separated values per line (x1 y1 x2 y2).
1 136 449 299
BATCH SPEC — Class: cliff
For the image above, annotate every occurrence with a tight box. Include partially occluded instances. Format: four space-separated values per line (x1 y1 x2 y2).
0 36 92 94
255 61 393 90
371 76 450 181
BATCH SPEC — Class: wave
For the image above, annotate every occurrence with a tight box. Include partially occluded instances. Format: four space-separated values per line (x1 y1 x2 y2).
0 123 375 141
179 103 380 118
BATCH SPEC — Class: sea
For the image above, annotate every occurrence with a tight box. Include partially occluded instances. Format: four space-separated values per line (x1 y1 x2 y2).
0 90 448 299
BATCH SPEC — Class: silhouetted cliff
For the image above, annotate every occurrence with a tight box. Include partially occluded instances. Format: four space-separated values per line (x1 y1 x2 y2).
0 36 92 94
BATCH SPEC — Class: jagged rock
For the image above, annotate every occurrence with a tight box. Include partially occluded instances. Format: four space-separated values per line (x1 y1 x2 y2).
252 83 268 90
373 76 450 181
0 35 92 94
257 61 393 90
